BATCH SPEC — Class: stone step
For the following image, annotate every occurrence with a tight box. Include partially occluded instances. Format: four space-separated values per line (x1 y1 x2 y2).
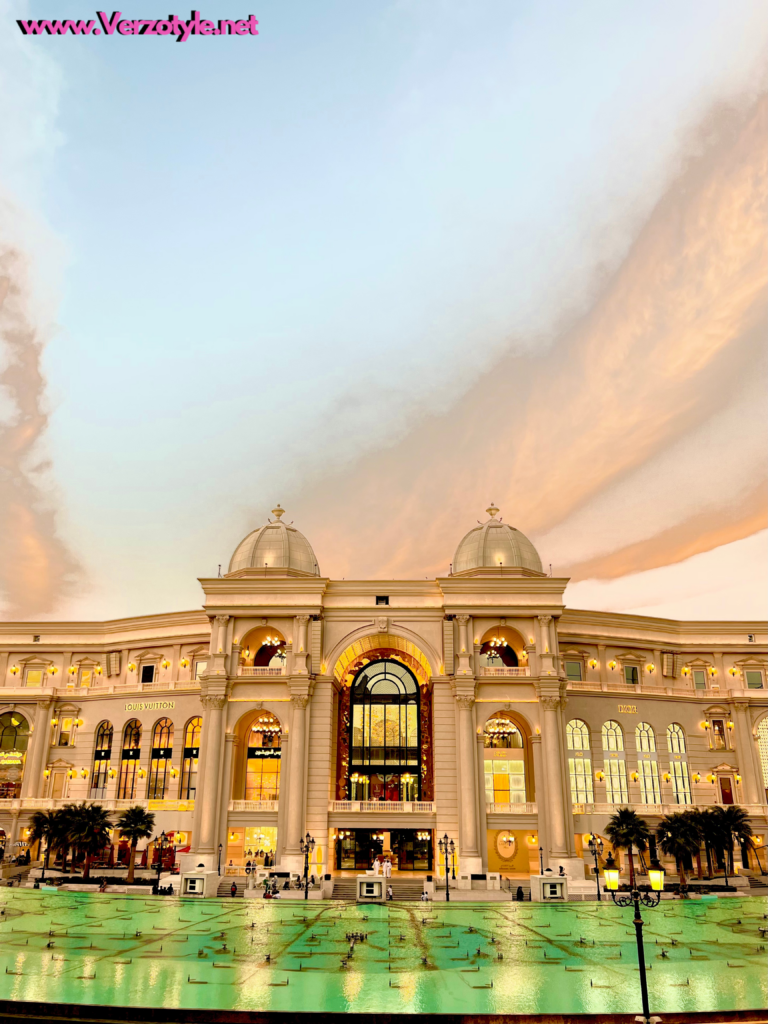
217 880 245 897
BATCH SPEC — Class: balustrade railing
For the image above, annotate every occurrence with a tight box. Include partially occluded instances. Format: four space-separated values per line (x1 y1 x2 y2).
237 666 287 677
486 802 538 814
328 800 435 813
480 667 531 677
229 800 279 812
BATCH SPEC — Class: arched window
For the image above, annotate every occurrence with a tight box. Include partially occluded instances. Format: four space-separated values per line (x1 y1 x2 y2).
637 760 660 804
0 712 29 799
667 723 686 754
91 721 113 793
757 718 768 794
179 717 201 800
349 659 420 802
566 720 592 804
484 715 523 748
602 721 624 752
635 722 656 753
245 712 281 801
147 719 174 799
117 719 142 800
567 720 590 751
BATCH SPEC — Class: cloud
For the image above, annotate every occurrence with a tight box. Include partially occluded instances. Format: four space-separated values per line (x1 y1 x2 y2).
292 95 768 592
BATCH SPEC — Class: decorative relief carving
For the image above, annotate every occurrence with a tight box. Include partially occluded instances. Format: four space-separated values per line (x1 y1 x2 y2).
200 695 227 711
215 615 230 626
455 695 475 711
538 695 562 711
456 614 469 625
376 617 388 632
538 615 552 625
290 694 310 710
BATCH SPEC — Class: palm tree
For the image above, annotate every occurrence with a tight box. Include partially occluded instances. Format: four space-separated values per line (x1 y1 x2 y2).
657 812 701 887
66 803 112 880
116 806 155 883
711 805 754 877
52 804 77 873
605 807 652 884
27 810 59 880
682 808 709 879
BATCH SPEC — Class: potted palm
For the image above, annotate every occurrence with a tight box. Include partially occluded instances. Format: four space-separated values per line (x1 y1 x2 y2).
116 806 155 884
604 808 652 887
657 812 701 893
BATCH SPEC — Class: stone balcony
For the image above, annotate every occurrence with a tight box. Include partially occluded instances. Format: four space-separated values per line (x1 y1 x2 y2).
0 797 194 812
237 666 287 677
328 800 435 813
572 801 768 817
486 801 538 814
229 800 279 812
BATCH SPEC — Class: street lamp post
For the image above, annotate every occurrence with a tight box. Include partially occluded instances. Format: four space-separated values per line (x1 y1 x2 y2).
538 846 544 875
155 831 168 889
587 834 603 901
300 832 315 901
437 834 455 902
217 842 223 876
603 848 665 1024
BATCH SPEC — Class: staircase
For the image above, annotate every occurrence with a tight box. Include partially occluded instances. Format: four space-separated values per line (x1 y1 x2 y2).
747 875 768 895
217 879 245 897
331 877 430 901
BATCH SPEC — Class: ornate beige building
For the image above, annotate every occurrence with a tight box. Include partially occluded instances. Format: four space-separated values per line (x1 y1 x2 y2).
1 505 766 881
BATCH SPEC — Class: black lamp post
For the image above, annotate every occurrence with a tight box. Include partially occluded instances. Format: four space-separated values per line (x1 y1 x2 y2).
300 832 315 901
437 834 454 902
587 834 603 901
538 846 544 875
603 848 665 1024
155 831 168 886
217 842 223 876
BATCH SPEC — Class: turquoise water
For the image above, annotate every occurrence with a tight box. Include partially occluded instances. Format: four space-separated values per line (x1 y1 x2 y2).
0 890 766 1015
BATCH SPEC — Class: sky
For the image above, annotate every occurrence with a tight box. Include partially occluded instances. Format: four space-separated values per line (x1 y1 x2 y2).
0 0 766 622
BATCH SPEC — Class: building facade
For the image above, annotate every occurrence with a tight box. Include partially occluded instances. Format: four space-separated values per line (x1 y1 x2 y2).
1 505 767 880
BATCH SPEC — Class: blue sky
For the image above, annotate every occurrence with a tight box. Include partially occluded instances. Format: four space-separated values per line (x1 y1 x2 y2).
1 0 766 619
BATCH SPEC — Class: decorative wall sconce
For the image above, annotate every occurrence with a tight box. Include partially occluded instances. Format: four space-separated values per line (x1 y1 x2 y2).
161 659 171 670
9 665 19 676
179 658 190 669
701 721 710 730
727 721 734 731
607 660 617 671
94 665 102 675
244 648 251 659
646 663 655 674
630 771 639 782
49 665 58 675
527 835 538 845
137 767 147 779
43 768 51 778
662 772 671 783
682 667 691 677
588 659 598 669
108 768 117 779
728 666 739 677
50 718 59 727
595 770 606 782
708 666 717 677
735 774 742 784
706 773 717 784
170 767 179 779
75 718 84 727
80 768 89 778
67 769 76 779
692 772 701 783
128 663 137 673
68 666 77 676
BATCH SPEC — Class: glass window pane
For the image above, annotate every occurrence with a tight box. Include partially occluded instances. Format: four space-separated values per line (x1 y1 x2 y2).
745 670 763 689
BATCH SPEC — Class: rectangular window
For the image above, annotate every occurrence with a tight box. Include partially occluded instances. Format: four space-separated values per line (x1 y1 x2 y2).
638 760 661 804
711 719 726 750
80 669 92 689
25 669 43 687
565 661 583 681
58 718 74 746
140 664 155 684
194 660 208 680
484 760 526 804
670 761 691 805
568 757 593 803
375 596 390 606
604 759 628 803
623 665 639 685
693 669 707 690
745 670 764 689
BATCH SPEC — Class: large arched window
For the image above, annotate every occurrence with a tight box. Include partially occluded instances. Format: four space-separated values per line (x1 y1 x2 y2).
757 718 768 796
245 712 281 801
349 659 420 801
147 719 174 799
91 721 113 794
602 721 624 752
667 723 686 754
566 719 593 804
483 714 523 748
179 717 202 800
601 721 626 803
117 719 142 800
0 712 29 798
635 723 655 753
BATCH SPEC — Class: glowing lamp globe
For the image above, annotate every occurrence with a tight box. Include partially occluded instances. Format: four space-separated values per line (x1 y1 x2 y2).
648 859 665 891
603 852 619 891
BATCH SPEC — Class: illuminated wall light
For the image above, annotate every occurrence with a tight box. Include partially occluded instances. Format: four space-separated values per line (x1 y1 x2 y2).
9 666 19 676
646 663 655 674
179 658 190 669
588 659 598 669
691 772 702 784
607 660 617 671
630 771 639 783
137 767 147 779
728 666 739 677
128 663 137 673
735 774 742 784
43 768 51 778
662 772 671 783
595 770 606 782
67 666 77 676
49 665 58 676
727 721 734 731
682 667 691 677
708 666 717 677
75 719 84 727
94 665 102 675
80 768 89 778
161 659 171 670
50 718 59 727
706 773 717 784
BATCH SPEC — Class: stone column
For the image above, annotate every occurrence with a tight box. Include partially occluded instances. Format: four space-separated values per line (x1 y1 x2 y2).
598 645 607 686
292 616 310 675
530 733 548 866
195 692 227 855
453 684 482 873
217 734 237 857
283 691 309 870
21 699 53 798
538 616 554 675
455 615 472 676
732 704 761 805
475 731 489 871
538 693 568 858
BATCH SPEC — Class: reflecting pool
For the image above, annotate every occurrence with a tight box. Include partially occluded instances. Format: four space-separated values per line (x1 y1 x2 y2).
0 891 766 1016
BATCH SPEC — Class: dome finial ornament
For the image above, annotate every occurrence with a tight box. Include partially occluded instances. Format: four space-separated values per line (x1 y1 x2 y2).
271 504 285 520
486 503 500 519
451 505 543 577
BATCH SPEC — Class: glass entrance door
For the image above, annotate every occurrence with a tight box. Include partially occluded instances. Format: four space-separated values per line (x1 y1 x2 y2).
718 775 735 805
336 830 383 870
391 830 432 871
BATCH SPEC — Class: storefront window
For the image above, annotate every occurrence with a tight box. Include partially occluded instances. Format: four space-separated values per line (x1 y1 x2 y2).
484 760 526 804
117 719 142 799
245 713 281 800
0 712 29 799
147 718 174 799
91 721 113 793
179 717 201 799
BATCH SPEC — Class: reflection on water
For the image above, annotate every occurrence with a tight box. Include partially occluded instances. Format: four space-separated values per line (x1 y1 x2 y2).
0 890 765 1016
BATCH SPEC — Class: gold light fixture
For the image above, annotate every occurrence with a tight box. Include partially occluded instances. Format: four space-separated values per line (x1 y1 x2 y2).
9 665 19 675
706 773 716 784
49 665 58 675
692 772 702 783
94 664 102 675
588 659 598 669
662 772 671 783
68 666 77 676
607 660 617 671
648 859 665 891
170 766 179 778
603 852 619 890
646 663 655 674
735 774 742 784
128 663 137 673
727 721 734 731
80 768 88 778
108 768 117 779
682 666 691 677
67 769 76 779
179 658 190 669
595 770 606 782
161 659 171 670
728 666 739 677
708 666 717 677
630 771 639 783
137 767 146 779
50 718 59 726
76 718 84 727
43 768 51 778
